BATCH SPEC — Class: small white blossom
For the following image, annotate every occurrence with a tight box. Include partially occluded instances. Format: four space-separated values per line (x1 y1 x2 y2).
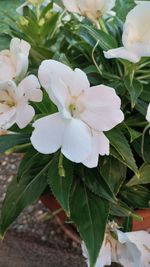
16 0 51 15
31 60 124 168
61 0 116 23
0 75 42 130
104 2 150 63
0 38 30 82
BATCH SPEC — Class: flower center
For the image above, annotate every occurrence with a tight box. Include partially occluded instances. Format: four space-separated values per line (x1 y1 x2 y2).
68 99 85 118
0 89 16 108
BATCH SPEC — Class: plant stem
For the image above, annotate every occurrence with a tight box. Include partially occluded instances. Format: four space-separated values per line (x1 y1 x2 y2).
141 124 150 163
99 18 108 33
58 153 65 177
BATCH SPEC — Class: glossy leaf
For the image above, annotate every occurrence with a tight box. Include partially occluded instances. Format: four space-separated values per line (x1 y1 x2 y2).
70 181 109 267
0 161 50 236
124 78 143 108
83 167 117 203
100 156 127 195
47 155 73 214
120 185 150 209
79 24 117 50
0 134 30 153
106 129 138 175
127 164 150 186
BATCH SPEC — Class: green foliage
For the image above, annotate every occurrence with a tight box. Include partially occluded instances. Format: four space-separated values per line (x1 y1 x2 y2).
0 1 150 266
0 150 51 236
83 167 117 203
70 180 109 267
47 155 74 214
0 134 30 153
127 164 150 186
120 185 150 209
106 128 138 175
100 156 127 195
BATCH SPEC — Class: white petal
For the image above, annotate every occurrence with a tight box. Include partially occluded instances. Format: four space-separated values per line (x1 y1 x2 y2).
0 80 17 92
10 38 30 81
98 132 110 155
82 239 112 267
16 104 35 129
38 59 74 92
31 113 66 154
0 107 16 129
83 132 109 168
17 75 42 102
15 53 29 82
146 104 150 122
62 0 79 13
122 3 150 61
10 38 30 56
38 60 89 101
62 118 92 163
95 241 112 267
80 85 124 132
16 1 28 15
114 229 142 267
104 47 140 63
71 68 90 96
0 51 15 81
126 231 150 267
45 74 70 118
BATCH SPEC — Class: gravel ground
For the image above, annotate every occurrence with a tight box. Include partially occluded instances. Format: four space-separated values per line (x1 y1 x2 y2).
0 153 85 267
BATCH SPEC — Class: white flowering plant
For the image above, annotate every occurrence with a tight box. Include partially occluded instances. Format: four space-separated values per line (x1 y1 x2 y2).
0 1 150 267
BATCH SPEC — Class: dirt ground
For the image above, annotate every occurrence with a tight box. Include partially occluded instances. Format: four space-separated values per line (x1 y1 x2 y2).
0 231 84 267
0 153 121 267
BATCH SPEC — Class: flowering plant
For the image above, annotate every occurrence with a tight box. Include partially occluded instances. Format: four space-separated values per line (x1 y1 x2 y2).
0 1 150 266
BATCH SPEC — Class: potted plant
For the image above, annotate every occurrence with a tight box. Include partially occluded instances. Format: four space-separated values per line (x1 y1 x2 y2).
0 1 150 267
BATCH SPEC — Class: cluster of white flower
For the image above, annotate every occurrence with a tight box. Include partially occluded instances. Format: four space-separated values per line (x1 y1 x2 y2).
0 42 124 168
0 38 42 129
1 0 150 166
82 222 150 267
0 1 150 266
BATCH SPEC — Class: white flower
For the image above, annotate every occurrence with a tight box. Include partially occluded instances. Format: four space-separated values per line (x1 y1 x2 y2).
104 2 150 63
146 104 150 123
16 0 51 15
31 60 124 168
0 75 42 130
82 222 150 267
0 38 30 82
61 0 116 22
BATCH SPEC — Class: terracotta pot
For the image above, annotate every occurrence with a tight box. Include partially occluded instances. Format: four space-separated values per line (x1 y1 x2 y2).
41 196 150 243
132 209 150 231
40 195 80 244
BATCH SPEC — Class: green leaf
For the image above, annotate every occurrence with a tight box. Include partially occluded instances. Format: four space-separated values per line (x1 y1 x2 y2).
16 148 42 181
133 133 150 163
106 128 138 175
120 185 150 209
124 78 143 108
100 156 127 195
79 24 117 50
83 167 117 203
110 200 142 220
0 161 50 236
125 125 142 143
0 134 30 153
0 34 10 50
127 164 150 186
70 181 109 267
47 155 73 214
